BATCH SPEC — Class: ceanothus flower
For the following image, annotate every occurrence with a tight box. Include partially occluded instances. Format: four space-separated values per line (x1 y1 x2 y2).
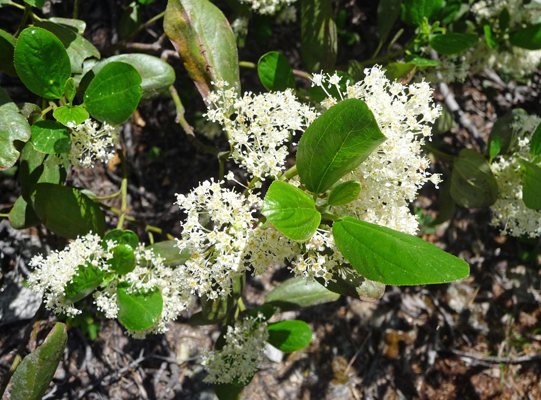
67 119 119 168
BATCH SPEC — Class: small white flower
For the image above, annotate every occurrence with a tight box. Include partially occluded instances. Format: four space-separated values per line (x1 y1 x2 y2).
68 119 119 168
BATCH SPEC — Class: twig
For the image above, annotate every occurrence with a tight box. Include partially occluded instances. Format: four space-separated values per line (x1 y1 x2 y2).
238 61 312 80
438 348 541 364
117 150 129 230
345 331 371 375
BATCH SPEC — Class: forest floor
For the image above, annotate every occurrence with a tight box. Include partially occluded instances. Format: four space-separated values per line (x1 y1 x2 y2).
1 1 541 399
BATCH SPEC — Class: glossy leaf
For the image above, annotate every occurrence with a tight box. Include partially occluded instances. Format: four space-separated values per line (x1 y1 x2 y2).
19 142 66 201
30 120 71 154
484 25 498 49
103 229 139 249
297 99 386 194
108 244 136 275
14 27 71 99
530 122 541 156
258 51 296 91
450 149 498 208
327 180 361 206
145 240 191 267
9 196 41 230
119 2 141 40
385 62 416 81
79 53 175 102
65 264 105 303
0 29 17 77
35 21 100 74
332 216 470 285
0 86 31 170
429 33 479 55
318 263 385 302
117 282 163 331
83 61 142 125
267 320 312 352
265 276 339 311
31 183 106 238
489 136 502 162
430 106 456 135
23 0 45 7
49 17 86 34
53 105 89 126
18 102 42 125
300 0 337 72
377 0 403 43
214 384 243 400
401 0 443 26
11 323 67 400
519 159 541 210
404 54 440 67
262 181 321 241
510 23 541 50
488 109 527 154
498 8 510 32
164 0 240 100
64 78 76 104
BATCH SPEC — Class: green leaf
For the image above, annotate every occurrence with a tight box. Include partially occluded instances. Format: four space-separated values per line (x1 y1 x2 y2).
19 142 66 201
65 264 105 303
308 71 353 103
262 181 321 241
257 51 296 92
300 0 337 72
518 159 541 210
14 27 71 99
488 109 527 154
327 180 361 206
489 136 502 162
145 240 191 267
430 106 456 135
498 8 510 32
317 263 385 302
333 216 470 285
0 29 17 77
23 0 45 7
404 54 440 67
0 86 31 170
64 77 76 104
31 183 106 239
201 275 244 322
509 23 541 50
103 229 139 249
433 178 455 224
267 320 312 352
450 148 498 208
429 33 479 55
214 384 243 400
49 17 87 34
9 196 41 230
164 0 241 100
117 282 163 331
53 106 89 126
83 61 142 125
297 99 386 194
36 21 100 74
377 0 403 43
30 120 71 154
11 323 67 400
265 276 340 311
401 0 443 26
530 122 541 156
119 2 142 40
484 25 498 49
108 244 136 275
18 102 42 125
385 62 416 81
79 54 176 102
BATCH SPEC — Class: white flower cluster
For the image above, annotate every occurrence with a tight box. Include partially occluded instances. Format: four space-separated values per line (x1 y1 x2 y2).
471 0 541 27
240 0 296 15
201 314 269 384
312 67 442 235
68 119 119 168
490 114 541 237
29 233 192 337
205 81 318 180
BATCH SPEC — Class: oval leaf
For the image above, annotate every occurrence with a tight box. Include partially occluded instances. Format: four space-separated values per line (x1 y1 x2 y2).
450 148 498 208
108 244 136 275
145 240 191 267
404 54 440 67
267 320 312 353
401 0 443 26
83 61 142 125
14 27 71 99
429 33 479 55
262 181 321 241
488 109 527 155
103 229 139 249
164 0 240 99
214 383 243 400
385 62 416 81
31 183 106 238
530 122 541 156
297 99 386 194
317 263 385 302
0 28 17 77
332 216 470 285
518 159 541 210
30 120 71 154
48 17 87 34
265 276 339 311
300 0 337 72
0 86 31 170
377 0 403 43
65 263 105 303
117 282 163 331
53 105 89 127
64 78 76 104
509 23 541 50
11 323 67 400
9 195 41 230
327 180 361 206
258 51 296 91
